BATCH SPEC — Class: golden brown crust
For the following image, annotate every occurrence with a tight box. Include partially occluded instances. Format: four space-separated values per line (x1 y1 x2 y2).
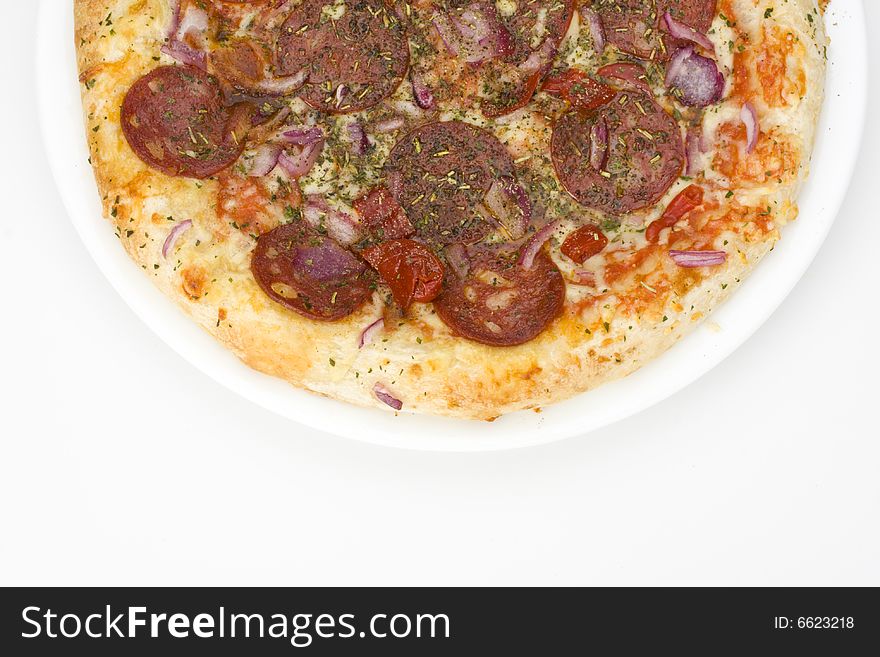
74 0 828 419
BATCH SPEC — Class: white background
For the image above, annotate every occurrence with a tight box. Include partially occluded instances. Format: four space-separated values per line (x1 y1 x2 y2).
1 2 877 586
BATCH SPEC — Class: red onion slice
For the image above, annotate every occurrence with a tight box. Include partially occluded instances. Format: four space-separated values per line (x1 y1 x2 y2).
581 7 606 55
565 269 596 287
668 249 727 267
484 16 515 61
251 103 289 127
410 70 435 109
391 100 424 118
665 47 725 108
518 38 556 76
359 318 385 348
282 126 324 146
346 122 370 155
162 219 192 259
483 177 532 240
162 4 208 69
589 118 609 171
166 0 181 39
335 84 348 109
662 12 715 54
518 219 561 270
161 40 207 70
303 196 362 246
685 128 706 176
245 142 283 177
374 117 405 133
454 4 514 63
741 102 759 153
373 382 403 411
434 4 513 64
432 12 461 56
454 6 490 41
501 178 532 226
250 69 308 96
665 46 691 86
444 243 471 279
277 140 324 179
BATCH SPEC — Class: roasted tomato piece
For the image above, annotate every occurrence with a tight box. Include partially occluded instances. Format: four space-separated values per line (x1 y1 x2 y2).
354 186 415 240
561 224 609 264
361 239 444 309
646 185 705 243
542 69 615 110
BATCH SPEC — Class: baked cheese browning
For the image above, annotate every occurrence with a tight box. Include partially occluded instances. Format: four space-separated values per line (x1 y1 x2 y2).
74 0 828 418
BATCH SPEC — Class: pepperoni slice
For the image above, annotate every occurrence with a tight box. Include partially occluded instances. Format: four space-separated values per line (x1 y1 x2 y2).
551 91 684 214
433 248 565 347
275 0 409 113
593 0 716 60
383 121 516 245
250 221 374 321
121 65 248 179
361 239 444 310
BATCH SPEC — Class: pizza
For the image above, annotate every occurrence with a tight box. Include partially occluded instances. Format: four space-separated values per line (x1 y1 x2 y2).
74 0 829 419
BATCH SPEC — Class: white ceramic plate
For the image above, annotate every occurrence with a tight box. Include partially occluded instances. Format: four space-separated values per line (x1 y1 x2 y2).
37 0 866 451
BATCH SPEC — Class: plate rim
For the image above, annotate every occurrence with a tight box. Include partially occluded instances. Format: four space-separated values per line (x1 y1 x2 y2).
36 0 868 452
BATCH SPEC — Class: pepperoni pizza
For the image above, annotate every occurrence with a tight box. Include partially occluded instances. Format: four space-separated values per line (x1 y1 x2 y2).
75 0 828 419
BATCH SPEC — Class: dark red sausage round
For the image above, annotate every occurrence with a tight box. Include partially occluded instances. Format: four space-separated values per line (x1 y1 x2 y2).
551 91 684 214
593 0 717 60
250 221 374 321
433 248 565 347
383 120 516 245
275 0 409 113
121 65 247 179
